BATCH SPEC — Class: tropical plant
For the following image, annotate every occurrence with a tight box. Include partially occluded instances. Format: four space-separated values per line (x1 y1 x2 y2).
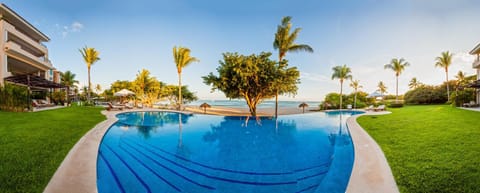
60 70 78 105
408 77 422 89
0 83 29 112
331 65 352 109
435 51 453 101
384 58 409 101
173 46 199 110
455 71 467 87
132 69 162 107
79 46 100 102
272 16 313 117
350 79 362 109
162 85 198 105
377 81 388 98
203 52 292 116
95 84 102 94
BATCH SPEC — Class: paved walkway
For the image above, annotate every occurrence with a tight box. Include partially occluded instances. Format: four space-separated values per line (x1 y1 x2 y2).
346 111 399 193
458 107 480 112
44 109 399 193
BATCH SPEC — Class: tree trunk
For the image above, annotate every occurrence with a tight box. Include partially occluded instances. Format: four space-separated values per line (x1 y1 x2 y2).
446 69 450 102
354 90 357 109
66 87 70 106
275 90 278 118
339 80 343 110
396 75 399 101
178 72 182 110
244 95 257 116
87 65 91 102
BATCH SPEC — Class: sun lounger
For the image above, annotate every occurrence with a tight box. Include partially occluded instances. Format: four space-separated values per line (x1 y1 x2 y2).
374 105 385 111
365 105 374 111
32 99 55 108
107 102 124 111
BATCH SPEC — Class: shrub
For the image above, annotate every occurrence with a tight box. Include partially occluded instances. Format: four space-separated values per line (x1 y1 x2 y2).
388 102 404 108
0 83 29 112
404 85 447 104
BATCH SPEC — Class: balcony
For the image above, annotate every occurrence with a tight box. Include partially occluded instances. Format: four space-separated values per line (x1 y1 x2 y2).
4 22 48 55
4 41 52 70
473 58 480 69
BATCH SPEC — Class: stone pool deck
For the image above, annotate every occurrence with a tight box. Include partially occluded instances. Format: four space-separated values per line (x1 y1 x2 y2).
44 109 399 193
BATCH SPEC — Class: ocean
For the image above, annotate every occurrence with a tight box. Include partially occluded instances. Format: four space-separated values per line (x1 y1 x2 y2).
189 99 320 109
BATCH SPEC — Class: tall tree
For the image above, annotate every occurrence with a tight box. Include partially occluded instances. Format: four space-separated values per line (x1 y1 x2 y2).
435 51 453 101
273 16 313 117
79 46 100 102
173 46 199 110
60 70 78 105
377 81 388 98
203 52 299 116
349 79 362 109
384 58 410 101
409 77 421 89
331 65 352 109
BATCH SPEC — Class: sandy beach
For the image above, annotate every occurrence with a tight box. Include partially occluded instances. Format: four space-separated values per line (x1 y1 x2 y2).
184 105 318 116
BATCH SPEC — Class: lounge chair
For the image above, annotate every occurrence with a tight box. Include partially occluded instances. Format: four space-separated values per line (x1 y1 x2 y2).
463 101 479 108
107 102 124 111
365 105 374 111
374 105 385 111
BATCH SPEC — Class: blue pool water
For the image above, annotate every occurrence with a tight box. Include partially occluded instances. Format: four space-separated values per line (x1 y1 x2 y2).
97 111 363 193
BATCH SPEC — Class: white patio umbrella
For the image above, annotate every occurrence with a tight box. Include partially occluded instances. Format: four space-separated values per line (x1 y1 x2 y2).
114 89 135 97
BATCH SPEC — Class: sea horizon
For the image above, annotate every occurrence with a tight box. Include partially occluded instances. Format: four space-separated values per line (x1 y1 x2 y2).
188 99 321 108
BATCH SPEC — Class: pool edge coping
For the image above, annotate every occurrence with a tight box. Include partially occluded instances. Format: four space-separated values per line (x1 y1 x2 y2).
345 111 400 193
43 108 186 193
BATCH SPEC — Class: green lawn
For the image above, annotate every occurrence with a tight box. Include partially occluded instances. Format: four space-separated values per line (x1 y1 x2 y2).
0 106 105 193
357 105 480 193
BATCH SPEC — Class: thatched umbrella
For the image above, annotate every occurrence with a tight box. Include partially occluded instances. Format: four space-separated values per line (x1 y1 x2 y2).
299 102 309 113
199 102 211 114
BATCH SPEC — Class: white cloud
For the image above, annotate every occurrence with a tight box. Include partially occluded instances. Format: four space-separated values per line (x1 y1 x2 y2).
301 72 329 82
60 21 84 38
71 22 84 32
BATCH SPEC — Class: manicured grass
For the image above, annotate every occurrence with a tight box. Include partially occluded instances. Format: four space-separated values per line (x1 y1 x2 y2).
357 105 480 193
0 106 105 193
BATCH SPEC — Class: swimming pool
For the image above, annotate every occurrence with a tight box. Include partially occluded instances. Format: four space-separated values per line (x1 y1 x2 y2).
97 111 363 193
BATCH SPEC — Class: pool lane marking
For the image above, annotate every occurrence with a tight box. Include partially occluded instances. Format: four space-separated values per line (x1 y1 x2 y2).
117 145 181 192
128 139 330 175
98 151 126 193
122 142 216 190
124 141 298 186
295 184 319 193
104 145 152 193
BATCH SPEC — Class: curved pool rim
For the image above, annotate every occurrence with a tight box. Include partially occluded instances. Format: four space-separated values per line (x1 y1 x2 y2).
96 110 361 193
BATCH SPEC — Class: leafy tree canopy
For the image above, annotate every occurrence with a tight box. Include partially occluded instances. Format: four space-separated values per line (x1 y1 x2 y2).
203 52 299 116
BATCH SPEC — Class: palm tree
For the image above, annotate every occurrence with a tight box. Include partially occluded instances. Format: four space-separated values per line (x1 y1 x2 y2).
409 77 421 89
377 81 387 99
331 65 352 109
173 46 199 110
384 58 410 101
95 84 102 94
273 16 313 117
435 51 453 101
455 71 466 86
60 70 78 105
349 80 362 109
79 46 100 102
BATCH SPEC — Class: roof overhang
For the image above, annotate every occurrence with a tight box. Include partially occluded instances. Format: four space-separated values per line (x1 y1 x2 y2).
4 74 64 89
0 3 49 42
468 80 480 88
469 43 480 55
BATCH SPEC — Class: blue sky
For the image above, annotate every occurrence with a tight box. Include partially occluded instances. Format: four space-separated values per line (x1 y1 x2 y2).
4 0 480 101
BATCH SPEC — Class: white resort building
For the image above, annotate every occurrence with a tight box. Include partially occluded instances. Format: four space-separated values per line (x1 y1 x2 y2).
469 43 480 104
0 3 60 87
